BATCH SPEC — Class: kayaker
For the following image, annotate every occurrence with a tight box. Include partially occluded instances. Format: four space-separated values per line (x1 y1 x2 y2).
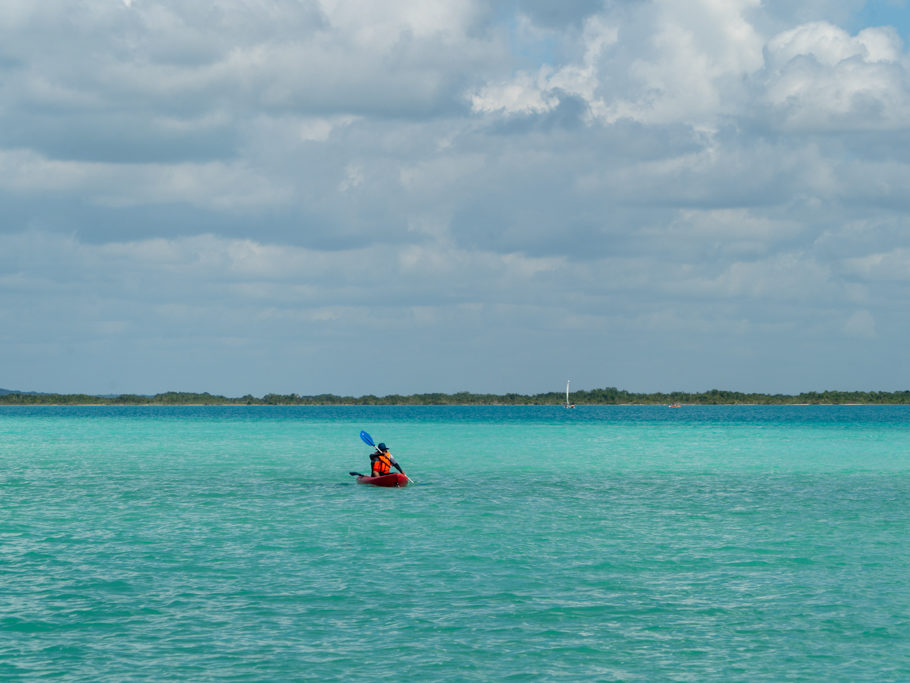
370 443 405 478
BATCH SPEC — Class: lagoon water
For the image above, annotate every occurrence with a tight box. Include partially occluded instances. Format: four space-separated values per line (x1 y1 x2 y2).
1 405 909 680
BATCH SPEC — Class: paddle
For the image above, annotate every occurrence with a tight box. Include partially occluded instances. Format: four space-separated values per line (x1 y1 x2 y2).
359 430 414 484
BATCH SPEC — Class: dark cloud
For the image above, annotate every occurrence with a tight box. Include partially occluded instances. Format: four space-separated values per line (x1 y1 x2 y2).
0 112 239 164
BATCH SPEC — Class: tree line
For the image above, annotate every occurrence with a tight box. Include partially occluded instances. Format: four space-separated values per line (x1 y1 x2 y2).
2 388 910 405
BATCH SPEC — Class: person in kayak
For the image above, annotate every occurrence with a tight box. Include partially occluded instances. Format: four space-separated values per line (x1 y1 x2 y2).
370 443 405 478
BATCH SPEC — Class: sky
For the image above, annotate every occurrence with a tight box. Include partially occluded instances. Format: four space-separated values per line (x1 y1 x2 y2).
2 0 910 397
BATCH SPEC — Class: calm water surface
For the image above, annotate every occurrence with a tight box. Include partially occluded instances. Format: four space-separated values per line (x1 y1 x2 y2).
1 405 909 680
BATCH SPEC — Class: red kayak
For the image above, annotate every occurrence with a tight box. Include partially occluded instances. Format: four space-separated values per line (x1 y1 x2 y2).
356 472 410 488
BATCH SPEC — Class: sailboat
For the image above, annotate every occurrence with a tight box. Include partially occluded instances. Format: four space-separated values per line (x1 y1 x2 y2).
565 380 576 409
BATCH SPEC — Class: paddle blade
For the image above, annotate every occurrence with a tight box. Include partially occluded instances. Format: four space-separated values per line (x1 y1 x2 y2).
349 471 365 477
360 430 375 447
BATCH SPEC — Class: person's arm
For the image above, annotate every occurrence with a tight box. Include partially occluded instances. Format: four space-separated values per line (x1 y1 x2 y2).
390 455 404 474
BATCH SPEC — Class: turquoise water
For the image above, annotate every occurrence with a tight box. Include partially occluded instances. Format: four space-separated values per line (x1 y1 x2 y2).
1 405 909 681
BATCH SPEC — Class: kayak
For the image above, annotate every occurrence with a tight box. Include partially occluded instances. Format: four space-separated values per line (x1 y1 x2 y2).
356 472 410 488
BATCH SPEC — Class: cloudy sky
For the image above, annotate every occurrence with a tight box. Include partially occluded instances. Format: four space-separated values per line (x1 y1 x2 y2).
2 0 910 396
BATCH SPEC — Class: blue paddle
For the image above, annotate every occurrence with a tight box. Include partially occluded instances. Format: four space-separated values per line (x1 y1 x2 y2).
347 431 376 478
359 430 414 483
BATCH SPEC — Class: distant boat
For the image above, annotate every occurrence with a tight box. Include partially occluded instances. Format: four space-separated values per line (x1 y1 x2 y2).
668 403 681 408
565 380 576 409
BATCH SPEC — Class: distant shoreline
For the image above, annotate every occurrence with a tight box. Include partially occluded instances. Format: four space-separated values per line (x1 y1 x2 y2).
0 400 905 406
2 388 910 406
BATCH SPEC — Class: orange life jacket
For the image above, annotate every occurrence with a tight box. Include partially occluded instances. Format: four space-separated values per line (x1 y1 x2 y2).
372 450 392 476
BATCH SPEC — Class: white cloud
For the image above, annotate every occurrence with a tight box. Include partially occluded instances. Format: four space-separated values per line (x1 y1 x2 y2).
609 0 764 125
469 6 910 137
470 14 617 118
471 0 764 127
765 22 901 68
760 22 910 130
471 70 560 116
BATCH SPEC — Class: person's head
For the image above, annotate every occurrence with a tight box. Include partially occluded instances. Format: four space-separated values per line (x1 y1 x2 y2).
378 443 388 452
